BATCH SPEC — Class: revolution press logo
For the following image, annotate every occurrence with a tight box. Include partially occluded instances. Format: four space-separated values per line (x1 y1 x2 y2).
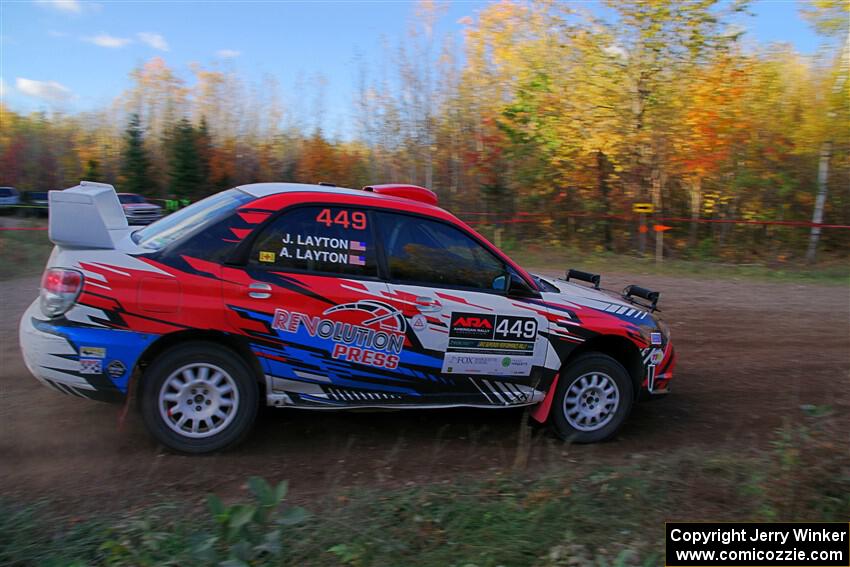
272 300 407 369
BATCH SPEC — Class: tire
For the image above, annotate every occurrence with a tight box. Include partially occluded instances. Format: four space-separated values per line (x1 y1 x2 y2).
140 342 259 453
550 353 634 443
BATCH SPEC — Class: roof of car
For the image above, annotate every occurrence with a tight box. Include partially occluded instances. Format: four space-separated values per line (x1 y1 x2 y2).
235 182 447 212
236 183 376 199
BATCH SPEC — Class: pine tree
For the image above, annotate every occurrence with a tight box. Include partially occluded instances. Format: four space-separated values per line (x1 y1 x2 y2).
120 114 150 194
168 118 202 198
84 159 101 181
196 116 212 193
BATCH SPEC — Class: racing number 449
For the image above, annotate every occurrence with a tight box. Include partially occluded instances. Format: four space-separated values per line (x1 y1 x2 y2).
19 180 676 453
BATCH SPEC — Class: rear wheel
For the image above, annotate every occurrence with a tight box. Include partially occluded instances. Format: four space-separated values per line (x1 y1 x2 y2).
140 342 259 453
551 353 634 443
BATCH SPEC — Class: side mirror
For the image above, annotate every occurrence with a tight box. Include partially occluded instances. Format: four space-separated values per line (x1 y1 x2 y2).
507 273 539 298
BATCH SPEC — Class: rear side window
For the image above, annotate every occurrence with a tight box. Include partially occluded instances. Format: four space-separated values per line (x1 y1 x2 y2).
0 188 14 197
249 206 377 278
133 189 251 251
376 212 506 291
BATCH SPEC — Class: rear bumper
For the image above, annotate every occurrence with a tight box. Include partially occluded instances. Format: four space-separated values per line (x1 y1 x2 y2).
19 300 155 403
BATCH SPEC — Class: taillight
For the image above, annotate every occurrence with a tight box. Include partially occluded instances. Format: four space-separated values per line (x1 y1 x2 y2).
40 268 83 318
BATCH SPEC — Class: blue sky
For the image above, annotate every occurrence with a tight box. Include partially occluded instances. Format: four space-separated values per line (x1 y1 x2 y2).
0 0 827 135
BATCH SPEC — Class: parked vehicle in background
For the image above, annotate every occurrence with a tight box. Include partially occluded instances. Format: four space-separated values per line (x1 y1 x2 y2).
21 191 49 217
117 193 163 225
0 186 20 213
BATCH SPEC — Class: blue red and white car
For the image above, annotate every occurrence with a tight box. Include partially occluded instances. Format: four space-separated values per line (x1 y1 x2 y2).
19 181 676 453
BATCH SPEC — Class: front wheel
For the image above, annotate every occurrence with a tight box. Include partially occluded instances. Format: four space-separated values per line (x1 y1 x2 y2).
550 353 634 443
140 342 259 453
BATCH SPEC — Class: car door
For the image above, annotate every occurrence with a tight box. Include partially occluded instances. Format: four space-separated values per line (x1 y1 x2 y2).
374 211 551 407
222 204 410 407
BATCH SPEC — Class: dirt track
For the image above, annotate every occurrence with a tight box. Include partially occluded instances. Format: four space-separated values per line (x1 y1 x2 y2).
1 271 848 513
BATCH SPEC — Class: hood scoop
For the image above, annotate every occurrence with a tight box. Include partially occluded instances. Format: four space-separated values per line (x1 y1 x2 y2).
562 268 661 312
622 285 660 312
564 268 601 290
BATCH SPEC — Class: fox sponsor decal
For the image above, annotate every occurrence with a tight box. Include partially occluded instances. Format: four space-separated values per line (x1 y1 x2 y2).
441 353 532 376
271 300 405 370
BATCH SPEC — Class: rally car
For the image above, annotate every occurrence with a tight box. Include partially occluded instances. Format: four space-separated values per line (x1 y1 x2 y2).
19 181 676 453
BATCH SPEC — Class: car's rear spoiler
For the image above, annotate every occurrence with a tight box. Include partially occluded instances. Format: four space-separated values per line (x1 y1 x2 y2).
48 181 129 249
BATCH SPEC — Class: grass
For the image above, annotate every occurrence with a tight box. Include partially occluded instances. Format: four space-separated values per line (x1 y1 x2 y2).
2 419 847 566
0 219 51 280
500 243 850 285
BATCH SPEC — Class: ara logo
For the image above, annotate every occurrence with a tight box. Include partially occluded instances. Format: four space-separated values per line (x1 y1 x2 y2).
453 317 493 329
450 313 497 339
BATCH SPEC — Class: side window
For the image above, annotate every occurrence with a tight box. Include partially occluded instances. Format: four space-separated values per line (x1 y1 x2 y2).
377 212 507 291
249 206 377 277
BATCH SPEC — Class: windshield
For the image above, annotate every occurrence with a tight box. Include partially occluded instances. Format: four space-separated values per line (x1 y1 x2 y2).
118 194 147 204
132 189 253 251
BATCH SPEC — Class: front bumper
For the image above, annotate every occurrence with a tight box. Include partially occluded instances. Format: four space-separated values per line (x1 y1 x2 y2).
642 341 676 395
19 300 154 403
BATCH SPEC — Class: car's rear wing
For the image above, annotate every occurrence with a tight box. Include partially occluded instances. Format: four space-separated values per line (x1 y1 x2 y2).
48 181 129 249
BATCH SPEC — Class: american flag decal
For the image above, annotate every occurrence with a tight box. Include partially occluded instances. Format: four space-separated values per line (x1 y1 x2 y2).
349 255 365 266
350 241 366 252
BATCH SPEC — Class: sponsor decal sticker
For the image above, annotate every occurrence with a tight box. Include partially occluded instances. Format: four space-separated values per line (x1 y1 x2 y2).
649 348 664 365
411 314 427 332
259 251 276 263
441 352 532 376
449 313 495 339
448 312 538 356
448 339 534 354
79 359 102 375
80 346 106 359
106 360 126 379
650 331 662 345
271 300 406 370
278 233 369 267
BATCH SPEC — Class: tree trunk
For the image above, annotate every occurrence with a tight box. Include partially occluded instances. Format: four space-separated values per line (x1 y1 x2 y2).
688 177 702 248
806 141 831 263
597 151 614 251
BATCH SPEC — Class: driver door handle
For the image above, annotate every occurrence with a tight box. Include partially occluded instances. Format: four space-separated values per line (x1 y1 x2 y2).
248 282 272 299
415 296 442 313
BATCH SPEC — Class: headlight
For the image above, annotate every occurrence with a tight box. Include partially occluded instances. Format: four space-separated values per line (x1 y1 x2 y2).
656 317 671 340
